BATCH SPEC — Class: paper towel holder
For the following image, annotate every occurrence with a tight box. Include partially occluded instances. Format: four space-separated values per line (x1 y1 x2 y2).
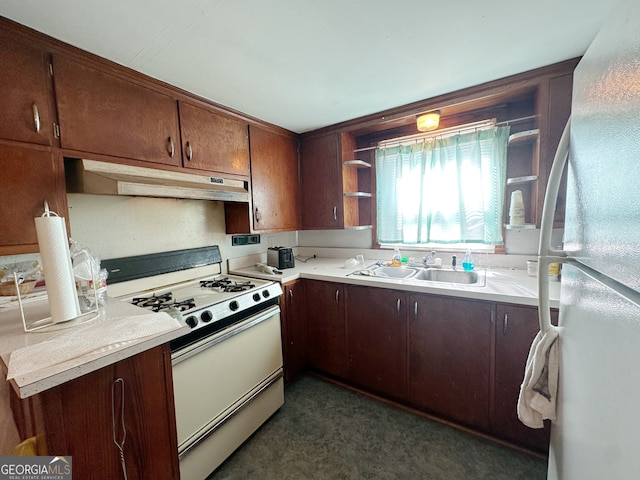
13 272 100 332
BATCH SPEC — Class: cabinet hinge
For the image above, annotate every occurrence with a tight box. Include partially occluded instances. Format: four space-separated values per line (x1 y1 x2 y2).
53 123 60 138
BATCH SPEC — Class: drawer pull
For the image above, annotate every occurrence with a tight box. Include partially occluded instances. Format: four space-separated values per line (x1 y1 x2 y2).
32 104 41 133
111 377 128 480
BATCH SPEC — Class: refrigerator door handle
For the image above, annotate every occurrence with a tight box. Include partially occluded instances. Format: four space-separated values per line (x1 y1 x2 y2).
539 117 571 259
537 117 571 333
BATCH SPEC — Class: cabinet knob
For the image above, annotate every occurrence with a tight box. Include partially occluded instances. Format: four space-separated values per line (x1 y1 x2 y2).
335 289 340 304
186 141 193 161
333 206 337 221
255 207 261 222
396 298 401 315
32 103 41 133
503 313 509 335
167 137 175 157
288 289 294 304
414 301 418 318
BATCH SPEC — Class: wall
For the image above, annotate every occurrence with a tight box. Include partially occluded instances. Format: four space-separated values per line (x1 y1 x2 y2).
299 226 565 270
1 194 561 274
0 194 298 275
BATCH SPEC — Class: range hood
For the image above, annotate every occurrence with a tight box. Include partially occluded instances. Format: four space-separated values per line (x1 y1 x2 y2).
65 159 249 202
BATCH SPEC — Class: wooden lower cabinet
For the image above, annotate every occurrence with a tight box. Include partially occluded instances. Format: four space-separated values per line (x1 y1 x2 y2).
345 285 407 400
281 280 307 383
305 280 347 379
27 345 179 479
0 143 68 255
493 304 557 452
408 294 493 429
301 280 551 453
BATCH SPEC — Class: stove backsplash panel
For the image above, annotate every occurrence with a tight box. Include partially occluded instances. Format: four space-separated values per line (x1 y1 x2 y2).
67 194 228 260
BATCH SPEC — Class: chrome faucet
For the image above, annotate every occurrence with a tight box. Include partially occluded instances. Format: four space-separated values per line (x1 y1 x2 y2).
422 251 437 266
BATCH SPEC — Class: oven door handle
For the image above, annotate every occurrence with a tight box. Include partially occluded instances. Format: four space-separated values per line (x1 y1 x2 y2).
171 304 280 365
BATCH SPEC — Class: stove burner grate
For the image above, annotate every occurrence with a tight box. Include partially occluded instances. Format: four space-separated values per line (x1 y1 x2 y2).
225 282 255 292
131 293 196 313
200 278 256 292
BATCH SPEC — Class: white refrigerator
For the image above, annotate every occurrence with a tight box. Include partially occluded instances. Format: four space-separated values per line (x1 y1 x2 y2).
538 1 640 478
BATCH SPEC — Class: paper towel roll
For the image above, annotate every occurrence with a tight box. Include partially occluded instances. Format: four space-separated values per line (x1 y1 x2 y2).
35 215 81 323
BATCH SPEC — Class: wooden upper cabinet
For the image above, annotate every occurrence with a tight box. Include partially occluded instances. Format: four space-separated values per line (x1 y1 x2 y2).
0 144 67 255
0 38 55 146
52 55 181 166
300 133 343 229
249 126 300 231
178 101 249 177
300 131 371 230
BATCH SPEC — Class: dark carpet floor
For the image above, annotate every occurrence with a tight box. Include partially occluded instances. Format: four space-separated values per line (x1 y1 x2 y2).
210 374 547 480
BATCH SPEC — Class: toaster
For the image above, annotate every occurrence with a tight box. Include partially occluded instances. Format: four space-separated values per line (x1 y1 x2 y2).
267 247 295 270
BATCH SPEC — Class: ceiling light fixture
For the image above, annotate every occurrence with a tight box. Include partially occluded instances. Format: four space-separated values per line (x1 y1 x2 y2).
416 110 441 132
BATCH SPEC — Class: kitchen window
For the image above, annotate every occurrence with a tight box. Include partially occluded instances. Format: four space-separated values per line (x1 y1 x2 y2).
375 124 510 248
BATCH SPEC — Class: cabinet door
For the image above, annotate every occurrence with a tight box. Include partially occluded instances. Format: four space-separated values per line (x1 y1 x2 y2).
33 345 179 479
0 38 55 146
0 144 67 255
305 280 347 378
52 55 181 166
300 133 343 229
249 126 300 231
178 101 249 176
346 285 407 400
494 304 555 452
282 280 307 382
409 294 492 429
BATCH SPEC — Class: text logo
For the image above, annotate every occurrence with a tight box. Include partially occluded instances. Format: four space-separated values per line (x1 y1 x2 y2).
0 456 72 480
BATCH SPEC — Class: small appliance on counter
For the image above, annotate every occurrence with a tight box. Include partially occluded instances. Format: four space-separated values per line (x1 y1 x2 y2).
267 247 295 270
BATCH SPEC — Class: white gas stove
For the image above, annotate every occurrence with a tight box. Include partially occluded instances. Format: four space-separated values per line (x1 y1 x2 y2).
103 246 282 340
102 246 284 479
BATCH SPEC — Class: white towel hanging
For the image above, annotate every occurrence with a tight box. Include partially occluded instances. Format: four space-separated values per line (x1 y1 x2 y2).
517 325 560 428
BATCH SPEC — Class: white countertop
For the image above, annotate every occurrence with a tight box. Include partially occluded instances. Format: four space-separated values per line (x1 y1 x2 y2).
229 257 561 309
0 296 188 398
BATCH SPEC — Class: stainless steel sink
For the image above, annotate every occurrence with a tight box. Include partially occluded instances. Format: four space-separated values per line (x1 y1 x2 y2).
413 268 480 284
365 265 418 279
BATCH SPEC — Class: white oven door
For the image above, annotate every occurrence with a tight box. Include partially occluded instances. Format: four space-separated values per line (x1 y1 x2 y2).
171 304 283 478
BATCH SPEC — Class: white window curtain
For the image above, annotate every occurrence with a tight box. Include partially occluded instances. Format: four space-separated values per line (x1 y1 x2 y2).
375 126 510 245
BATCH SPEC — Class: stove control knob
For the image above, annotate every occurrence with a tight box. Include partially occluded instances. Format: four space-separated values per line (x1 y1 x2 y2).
201 310 213 323
253 293 261 302
229 300 239 311
185 316 198 328
262 290 270 298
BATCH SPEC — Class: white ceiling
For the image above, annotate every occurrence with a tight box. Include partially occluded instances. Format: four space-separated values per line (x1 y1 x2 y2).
0 0 618 133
